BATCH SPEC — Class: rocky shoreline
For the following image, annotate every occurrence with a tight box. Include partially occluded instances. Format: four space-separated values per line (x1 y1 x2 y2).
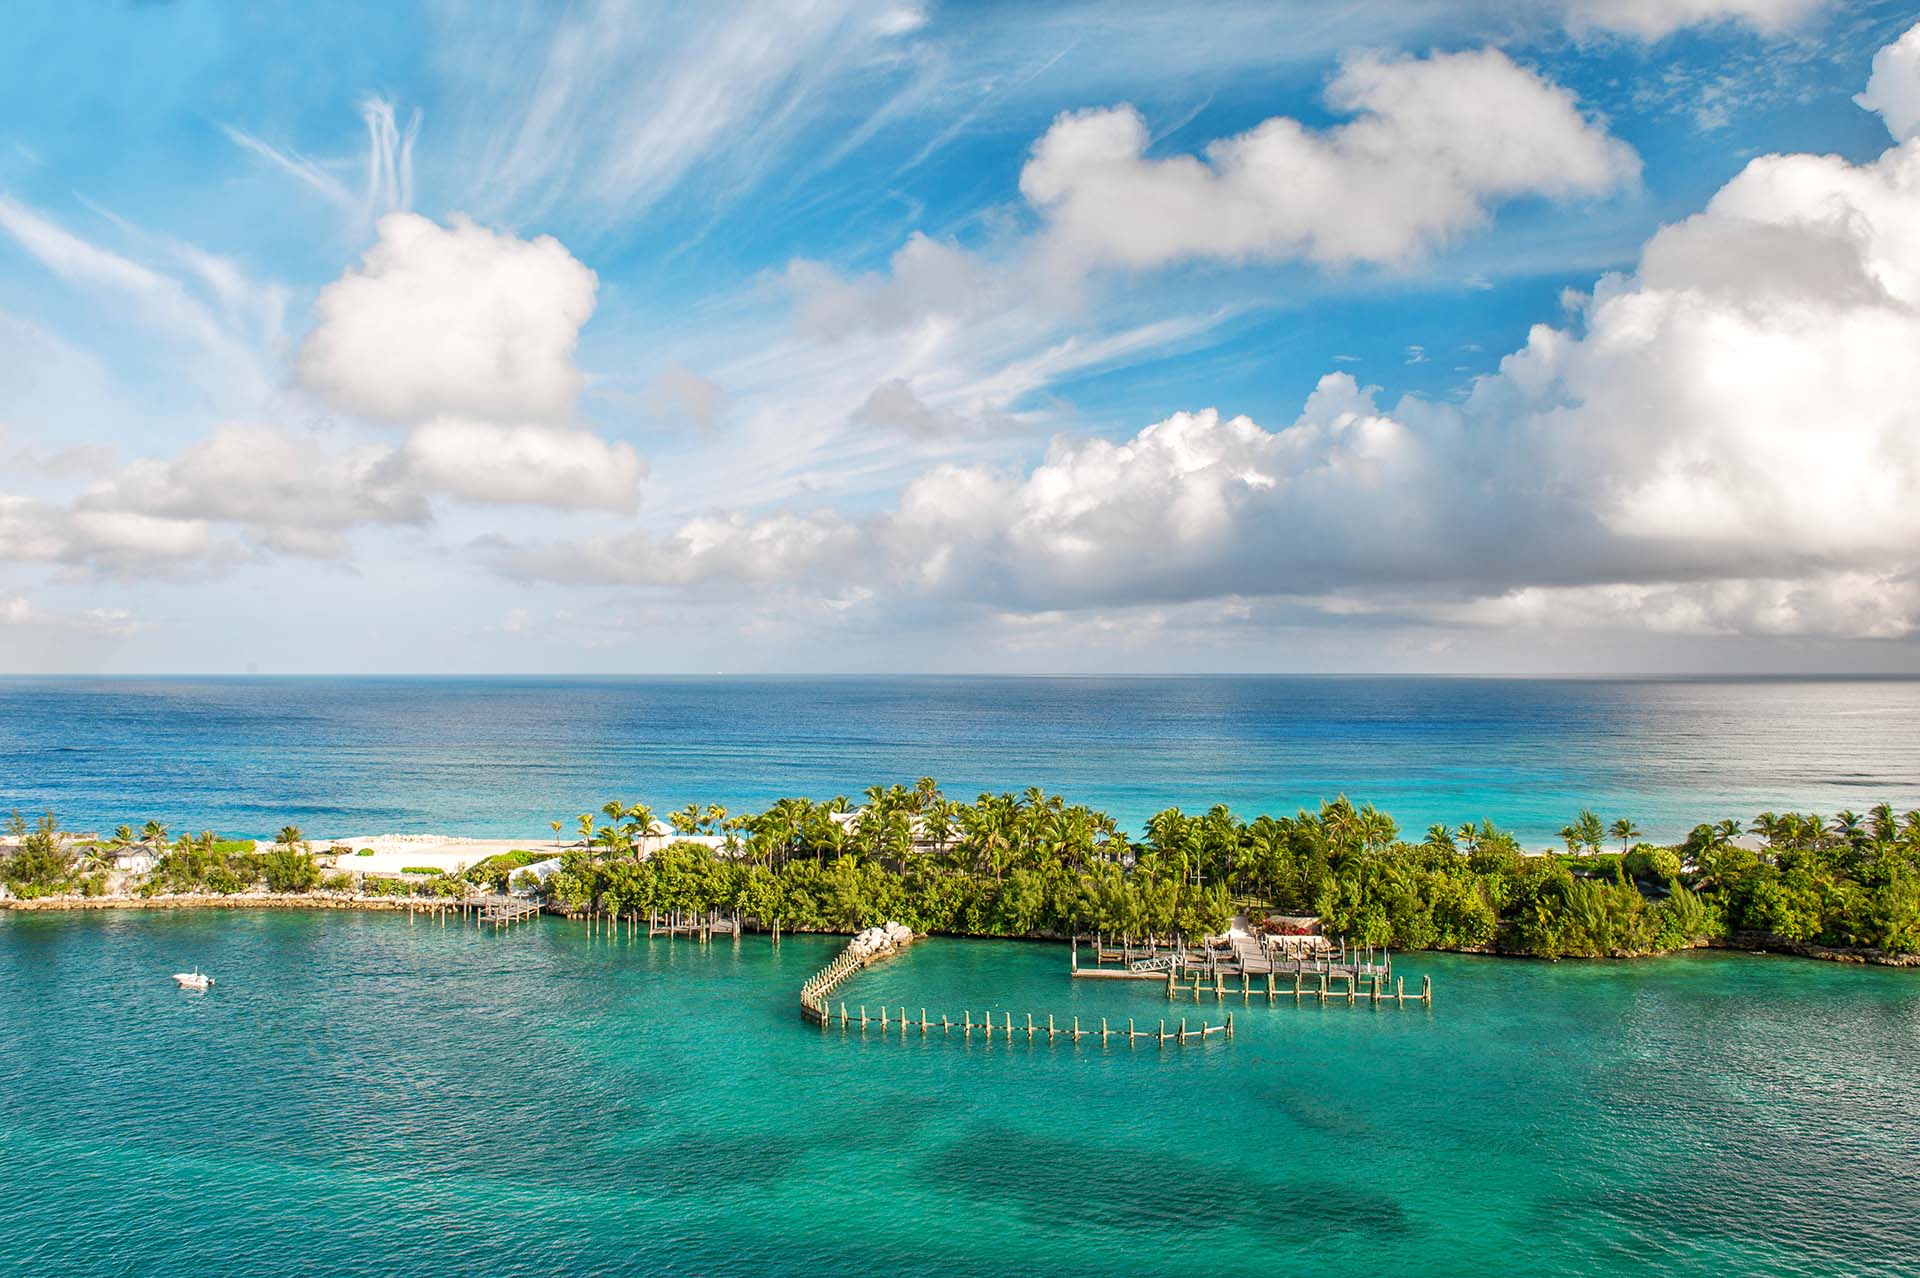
4 895 1913 970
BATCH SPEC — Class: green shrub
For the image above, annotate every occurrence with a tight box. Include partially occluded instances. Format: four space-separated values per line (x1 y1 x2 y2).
357 848 375 856
262 846 321 893
1625 845 1682 883
1650 885 1719 949
399 865 440 876
203 866 246 895
318 871 355 892
464 849 544 891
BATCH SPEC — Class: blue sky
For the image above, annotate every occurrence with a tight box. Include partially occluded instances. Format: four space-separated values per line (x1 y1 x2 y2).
4 0 1920 673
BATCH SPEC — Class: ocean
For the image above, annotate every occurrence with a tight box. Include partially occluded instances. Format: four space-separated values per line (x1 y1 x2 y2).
1 911 1914 1277
4 675 1920 843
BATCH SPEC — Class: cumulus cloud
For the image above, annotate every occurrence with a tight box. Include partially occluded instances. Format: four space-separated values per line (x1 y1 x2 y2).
786 232 1004 339
393 418 644 511
298 212 598 425
1857 21 1920 143
0 412 643 577
495 26 1920 642
80 424 428 536
1020 48 1638 272
0 495 216 575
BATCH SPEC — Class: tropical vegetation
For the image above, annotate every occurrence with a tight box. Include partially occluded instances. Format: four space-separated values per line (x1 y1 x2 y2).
5 787 1919 960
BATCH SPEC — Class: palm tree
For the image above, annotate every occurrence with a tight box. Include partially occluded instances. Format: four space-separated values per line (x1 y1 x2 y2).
1869 803 1897 845
593 822 632 865
549 818 565 848
1456 821 1480 853
1801 814 1828 851
620 803 655 867
1609 818 1642 852
1575 809 1605 855
140 819 169 851
276 824 305 850
1832 810 1865 848
1424 824 1457 853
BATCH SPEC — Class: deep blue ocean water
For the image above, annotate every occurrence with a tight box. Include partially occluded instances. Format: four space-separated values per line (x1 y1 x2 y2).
4 675 1920 843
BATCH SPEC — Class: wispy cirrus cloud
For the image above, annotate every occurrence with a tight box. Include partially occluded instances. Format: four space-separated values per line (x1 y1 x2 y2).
220 95 420 233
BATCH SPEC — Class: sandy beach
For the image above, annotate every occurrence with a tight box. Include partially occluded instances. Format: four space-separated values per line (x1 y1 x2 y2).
315 834 567 876
313 831 731 875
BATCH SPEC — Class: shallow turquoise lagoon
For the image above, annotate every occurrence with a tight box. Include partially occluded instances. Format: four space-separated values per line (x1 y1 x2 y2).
1 911 1915 1277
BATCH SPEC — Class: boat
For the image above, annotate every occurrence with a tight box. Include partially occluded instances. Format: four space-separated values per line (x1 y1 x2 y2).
172 970 213 990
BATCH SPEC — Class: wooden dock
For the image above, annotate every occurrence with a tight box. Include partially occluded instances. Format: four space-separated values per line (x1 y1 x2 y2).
1071 933 1431 1007
477 895 540 927
647 908 739 943
799 935 1235 1048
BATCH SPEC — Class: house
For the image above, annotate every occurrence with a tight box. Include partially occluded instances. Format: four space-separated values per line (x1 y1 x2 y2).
508 856 565 896
111 847 157 875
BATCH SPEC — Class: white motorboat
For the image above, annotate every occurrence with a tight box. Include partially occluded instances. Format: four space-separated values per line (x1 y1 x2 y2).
172 969 213 990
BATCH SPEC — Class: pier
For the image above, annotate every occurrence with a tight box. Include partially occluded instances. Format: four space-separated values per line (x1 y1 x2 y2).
477 895 540 927
646 908 739 942
828 1004 1232 1046
798 929 1235 1049
1072 932 1432 1007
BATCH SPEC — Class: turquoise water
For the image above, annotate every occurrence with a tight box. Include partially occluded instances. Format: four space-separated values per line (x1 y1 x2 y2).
5 675 1920 843
2 911 1915 1276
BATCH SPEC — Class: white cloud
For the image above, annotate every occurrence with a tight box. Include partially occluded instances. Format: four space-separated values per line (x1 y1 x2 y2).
0 197 272 404
395 418 643 511
0 411 641 577
221 95 419 229
1558 0 1825 40
1019 48 1638 272
851 378 994 437
0 594 144 637
491 508 857 587
466 0 931 226
647 363 726 432
1857 21 1920 143
493 29 1920 643
80 424 428 537
298 212 598 425
1447 575 1920 639
0 495 215 573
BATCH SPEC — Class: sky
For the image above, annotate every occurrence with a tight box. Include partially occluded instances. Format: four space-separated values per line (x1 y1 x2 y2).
3 0 1920 675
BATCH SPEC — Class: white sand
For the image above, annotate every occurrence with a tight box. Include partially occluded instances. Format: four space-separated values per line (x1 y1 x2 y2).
315 834 567 876
314 831 732 875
